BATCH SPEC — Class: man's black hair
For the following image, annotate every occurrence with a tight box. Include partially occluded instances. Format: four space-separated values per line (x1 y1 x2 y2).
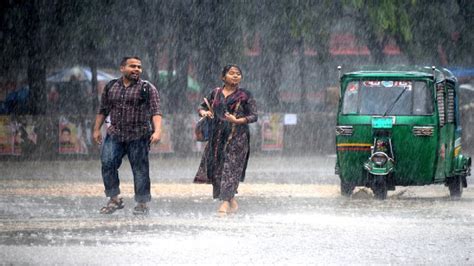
61 127 71 134
120 56 142 66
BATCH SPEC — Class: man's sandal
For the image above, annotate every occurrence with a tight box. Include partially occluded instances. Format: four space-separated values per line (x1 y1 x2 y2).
100 198 125 214
132 204 149 215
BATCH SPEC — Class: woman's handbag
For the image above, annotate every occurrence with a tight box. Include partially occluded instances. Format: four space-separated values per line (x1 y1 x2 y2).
195 97 214 142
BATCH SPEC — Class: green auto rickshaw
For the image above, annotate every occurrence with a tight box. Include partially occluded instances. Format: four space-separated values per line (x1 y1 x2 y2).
335 66 471 199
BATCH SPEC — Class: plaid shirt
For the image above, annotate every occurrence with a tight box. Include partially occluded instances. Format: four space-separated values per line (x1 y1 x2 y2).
98 78 162 141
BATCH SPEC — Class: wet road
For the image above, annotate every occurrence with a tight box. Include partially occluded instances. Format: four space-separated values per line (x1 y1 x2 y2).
1 155 473 265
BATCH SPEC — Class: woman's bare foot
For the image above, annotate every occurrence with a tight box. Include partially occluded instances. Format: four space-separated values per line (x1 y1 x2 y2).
230 198 238 213
218 201 230 216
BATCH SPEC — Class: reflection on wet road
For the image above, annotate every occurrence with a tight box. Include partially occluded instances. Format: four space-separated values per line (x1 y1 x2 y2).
1 156 473 264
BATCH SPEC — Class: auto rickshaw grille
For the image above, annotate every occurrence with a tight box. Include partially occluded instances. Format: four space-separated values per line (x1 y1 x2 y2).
447 89 455 123
436 85 445 126
413 126 434 136
336 126 353 136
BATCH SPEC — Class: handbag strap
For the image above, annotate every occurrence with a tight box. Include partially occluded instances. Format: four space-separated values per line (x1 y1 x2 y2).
203 97 213 114
203 87 222 114
234 101 241 114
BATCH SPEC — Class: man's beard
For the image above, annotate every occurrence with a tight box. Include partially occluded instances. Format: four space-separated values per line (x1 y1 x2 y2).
126 73 140 81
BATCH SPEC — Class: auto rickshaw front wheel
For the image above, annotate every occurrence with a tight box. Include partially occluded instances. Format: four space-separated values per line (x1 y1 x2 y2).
371 175 387 200
447 175 463 199
340 180 355 197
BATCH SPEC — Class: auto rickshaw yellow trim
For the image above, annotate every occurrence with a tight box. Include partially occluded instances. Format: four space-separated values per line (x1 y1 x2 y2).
454 146 461 157
336 143 372 151
337 143 372 147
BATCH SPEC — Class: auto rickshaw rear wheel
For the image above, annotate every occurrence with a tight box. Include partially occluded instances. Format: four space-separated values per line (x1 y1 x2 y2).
371 175 387 200
448 175 463 199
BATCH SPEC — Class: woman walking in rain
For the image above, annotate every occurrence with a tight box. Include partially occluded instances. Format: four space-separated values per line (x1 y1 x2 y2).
194 64 258 215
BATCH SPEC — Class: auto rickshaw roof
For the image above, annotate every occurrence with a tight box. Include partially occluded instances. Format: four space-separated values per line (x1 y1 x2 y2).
340 65 457 84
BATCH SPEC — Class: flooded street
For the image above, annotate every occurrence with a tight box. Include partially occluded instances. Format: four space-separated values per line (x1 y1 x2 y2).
3 0 474 264
1 155 473 264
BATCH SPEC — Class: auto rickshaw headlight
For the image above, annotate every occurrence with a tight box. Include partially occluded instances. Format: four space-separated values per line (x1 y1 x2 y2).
371 152 388 166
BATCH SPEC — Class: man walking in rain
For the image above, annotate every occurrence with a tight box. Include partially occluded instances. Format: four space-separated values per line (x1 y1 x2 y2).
93 56 162 215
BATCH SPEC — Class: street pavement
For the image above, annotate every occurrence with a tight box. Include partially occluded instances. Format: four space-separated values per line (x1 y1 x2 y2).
0 154 473 265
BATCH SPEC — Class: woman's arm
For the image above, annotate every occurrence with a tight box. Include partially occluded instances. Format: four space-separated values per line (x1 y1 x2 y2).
225 92 258 124
243 94 258 124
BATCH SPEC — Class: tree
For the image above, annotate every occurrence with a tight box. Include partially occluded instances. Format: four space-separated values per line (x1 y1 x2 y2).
192 0 245 96
453 0 474 65
401 0 460 65
286 0 336 111
342 0 470 66
343 0 415 65
243 0 295 112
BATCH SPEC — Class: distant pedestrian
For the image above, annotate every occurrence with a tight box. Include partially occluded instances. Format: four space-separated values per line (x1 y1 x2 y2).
93 56 162 215
194 64 258 215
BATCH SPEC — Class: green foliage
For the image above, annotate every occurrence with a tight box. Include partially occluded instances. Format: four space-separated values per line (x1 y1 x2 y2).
345 0 415 41
1 0 472 86
342 0 471 65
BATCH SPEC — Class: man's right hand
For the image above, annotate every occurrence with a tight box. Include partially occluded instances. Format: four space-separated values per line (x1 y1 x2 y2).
93 114 106 145
93 129 102 145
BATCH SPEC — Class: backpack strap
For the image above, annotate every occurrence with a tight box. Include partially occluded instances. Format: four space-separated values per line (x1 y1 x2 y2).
104 78 118 99
104 78 150 106
140 80 150 106
140 80 153 133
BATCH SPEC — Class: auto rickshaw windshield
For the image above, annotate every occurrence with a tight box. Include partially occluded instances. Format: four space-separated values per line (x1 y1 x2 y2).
342 80 434 115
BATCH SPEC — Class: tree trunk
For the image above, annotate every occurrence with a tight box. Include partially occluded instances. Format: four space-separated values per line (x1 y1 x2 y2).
171 3 192 155
297 38 307 113
261 40 282 112
196 0 221 96
90 60 98 114
26 0 47 115
175 39 190 113
366 33 387 65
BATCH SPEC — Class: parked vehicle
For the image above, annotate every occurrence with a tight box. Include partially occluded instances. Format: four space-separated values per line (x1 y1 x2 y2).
335 66 471 199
